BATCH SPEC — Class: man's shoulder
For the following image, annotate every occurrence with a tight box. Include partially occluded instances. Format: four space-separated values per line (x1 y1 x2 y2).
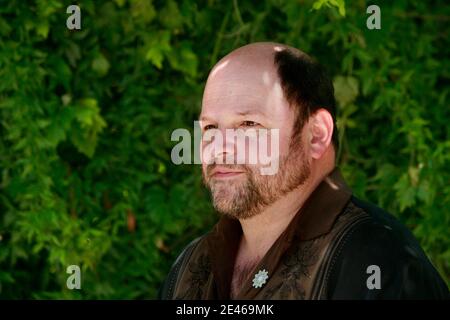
346 196 426 254
158 235 207 299
325 196 449 299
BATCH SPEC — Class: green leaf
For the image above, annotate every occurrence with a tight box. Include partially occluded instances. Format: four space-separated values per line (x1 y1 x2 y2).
167 42 198 77
70 99 107 157
145 31 172 69
394 174 416 212
92 54 110 77
159 0 183 30
36 22 50 38
312 0 346 17
333 76 359 107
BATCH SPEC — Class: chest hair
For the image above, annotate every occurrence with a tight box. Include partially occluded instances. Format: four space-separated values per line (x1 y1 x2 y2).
230 259 260 299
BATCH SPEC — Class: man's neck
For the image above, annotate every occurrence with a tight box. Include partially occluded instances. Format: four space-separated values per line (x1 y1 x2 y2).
238 166 332 259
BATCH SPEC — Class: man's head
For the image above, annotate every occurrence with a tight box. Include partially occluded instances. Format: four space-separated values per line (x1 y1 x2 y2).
200 42 337 219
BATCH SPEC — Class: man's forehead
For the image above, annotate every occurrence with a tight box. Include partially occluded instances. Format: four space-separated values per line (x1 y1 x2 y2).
200 43 294 119
202 65 278 113
200 81 279 121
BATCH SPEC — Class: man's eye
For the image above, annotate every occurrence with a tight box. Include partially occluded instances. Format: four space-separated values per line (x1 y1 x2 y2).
203 124 217 131
241 121 259 127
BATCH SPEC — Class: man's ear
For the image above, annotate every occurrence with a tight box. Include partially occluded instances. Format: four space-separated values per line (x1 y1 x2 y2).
308 109 334 159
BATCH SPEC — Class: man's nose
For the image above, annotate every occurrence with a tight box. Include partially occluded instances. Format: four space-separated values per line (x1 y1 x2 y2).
202 128 236 164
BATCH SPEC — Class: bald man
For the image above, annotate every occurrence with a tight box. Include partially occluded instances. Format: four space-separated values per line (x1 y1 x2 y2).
159 43 448 300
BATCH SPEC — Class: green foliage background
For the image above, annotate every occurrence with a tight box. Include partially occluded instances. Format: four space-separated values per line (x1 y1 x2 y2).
0 0 448 298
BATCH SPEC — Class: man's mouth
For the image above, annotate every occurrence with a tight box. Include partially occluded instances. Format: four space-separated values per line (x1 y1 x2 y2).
209 166 245 179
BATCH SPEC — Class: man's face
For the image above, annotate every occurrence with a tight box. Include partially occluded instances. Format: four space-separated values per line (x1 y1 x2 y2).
200 52 311 219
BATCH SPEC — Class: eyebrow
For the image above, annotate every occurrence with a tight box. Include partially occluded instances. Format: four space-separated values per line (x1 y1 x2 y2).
236 109 264 116
199 108 265 122
199 115 212 122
